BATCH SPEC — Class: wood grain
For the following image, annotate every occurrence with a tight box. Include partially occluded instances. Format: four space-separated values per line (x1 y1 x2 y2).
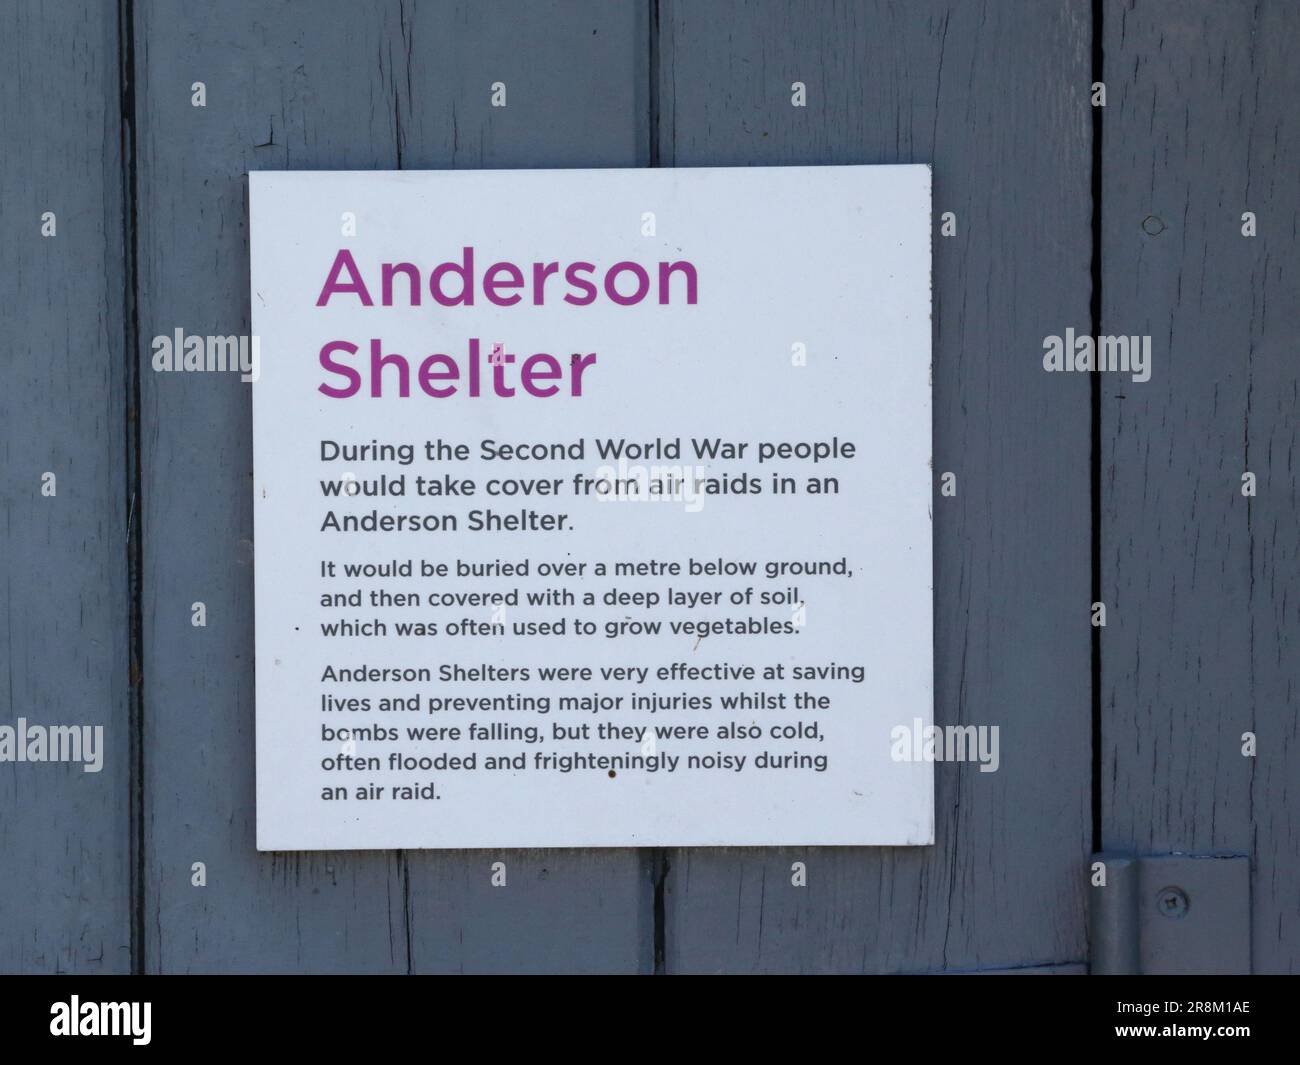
394 0 652 975
1101 0 1300 973
4 0 1293 975
0 0 130 973
655 0 1095 973
132 0 650 973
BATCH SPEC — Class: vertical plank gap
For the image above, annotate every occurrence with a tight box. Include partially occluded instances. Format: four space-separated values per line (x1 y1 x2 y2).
1089 0 1104 857
647 0 669 975
393 8 412 967
652 852 669 973
648 0 661 168
117 0 146 975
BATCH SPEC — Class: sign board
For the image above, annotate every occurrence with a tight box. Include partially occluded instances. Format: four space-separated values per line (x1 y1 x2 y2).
250 166 932 850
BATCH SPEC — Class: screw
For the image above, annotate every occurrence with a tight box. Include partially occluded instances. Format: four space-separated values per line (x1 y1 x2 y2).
1142 215 1167 236
1156 886 1190 919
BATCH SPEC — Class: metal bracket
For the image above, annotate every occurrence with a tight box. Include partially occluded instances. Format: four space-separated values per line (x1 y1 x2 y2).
1089 853 1250 974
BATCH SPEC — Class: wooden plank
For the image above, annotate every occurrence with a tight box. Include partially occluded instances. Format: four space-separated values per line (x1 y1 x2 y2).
0 1 130 972
390 0 649 170
135 0 649 972
1100 0 1300 973
657 0 1094 973
135 0 411 974
392 0 652 975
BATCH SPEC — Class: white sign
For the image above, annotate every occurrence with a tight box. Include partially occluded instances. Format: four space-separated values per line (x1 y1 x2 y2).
251 166 932 850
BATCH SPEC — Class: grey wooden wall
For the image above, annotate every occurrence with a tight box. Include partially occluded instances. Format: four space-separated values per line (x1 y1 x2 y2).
0 0 1294 974
1100 0 1300 975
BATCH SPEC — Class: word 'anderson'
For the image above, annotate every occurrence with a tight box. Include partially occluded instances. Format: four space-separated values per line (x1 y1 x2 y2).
313 247 698 400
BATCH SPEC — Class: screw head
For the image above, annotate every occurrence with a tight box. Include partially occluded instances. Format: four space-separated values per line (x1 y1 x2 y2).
1156 886 1190 919
1142 214 1167 236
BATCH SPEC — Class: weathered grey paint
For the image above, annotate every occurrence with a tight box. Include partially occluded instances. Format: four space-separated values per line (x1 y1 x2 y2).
1101 0 1300 975
656 0 1094 974
133 0 650 974
384 2 654 975
0 0 130 973
1 0 1295 973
